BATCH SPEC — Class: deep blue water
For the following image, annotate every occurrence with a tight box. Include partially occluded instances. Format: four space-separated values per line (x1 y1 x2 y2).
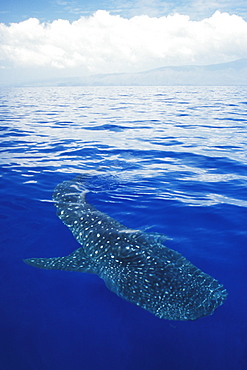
1 86 247 370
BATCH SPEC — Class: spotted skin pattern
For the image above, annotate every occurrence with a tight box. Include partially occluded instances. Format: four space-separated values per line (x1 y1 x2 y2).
24 176 228 320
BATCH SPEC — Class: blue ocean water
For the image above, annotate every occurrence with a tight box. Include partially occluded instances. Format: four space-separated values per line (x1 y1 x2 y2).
0 85 247 370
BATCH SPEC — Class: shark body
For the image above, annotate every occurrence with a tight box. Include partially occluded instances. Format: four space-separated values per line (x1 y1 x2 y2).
25 176 227 320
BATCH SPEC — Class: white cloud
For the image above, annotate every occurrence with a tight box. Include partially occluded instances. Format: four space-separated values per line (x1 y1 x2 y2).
1 10 247 78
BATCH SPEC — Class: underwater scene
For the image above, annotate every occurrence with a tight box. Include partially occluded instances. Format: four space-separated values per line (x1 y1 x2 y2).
1 86 247 369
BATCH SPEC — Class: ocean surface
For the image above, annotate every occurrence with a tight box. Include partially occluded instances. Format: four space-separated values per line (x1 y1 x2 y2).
0 85 247 370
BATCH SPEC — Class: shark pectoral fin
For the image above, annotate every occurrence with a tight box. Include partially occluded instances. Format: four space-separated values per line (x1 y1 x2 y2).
24 256 66 270
24 248 94 273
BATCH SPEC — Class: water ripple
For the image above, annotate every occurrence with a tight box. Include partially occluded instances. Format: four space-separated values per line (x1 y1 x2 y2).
0 86 247 208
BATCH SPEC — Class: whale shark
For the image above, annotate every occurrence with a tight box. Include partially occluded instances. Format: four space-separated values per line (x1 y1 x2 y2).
24 176 228 320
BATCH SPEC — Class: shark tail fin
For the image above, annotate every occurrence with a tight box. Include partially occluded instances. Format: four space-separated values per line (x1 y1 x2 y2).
24 248 94 273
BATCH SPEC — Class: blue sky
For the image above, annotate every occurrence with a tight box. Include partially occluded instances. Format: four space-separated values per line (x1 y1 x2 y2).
1 0 247 85
1 0 247 24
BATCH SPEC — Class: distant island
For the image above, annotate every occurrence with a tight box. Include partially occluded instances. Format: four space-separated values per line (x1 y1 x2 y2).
23 59 247 87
